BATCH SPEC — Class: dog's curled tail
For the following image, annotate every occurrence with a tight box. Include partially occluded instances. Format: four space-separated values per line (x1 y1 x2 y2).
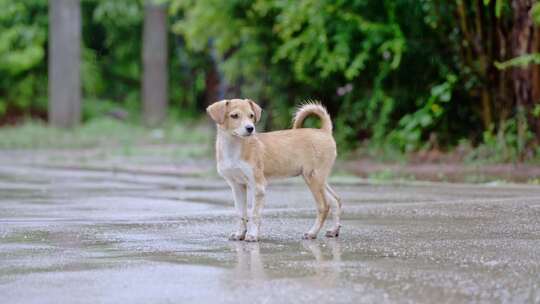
292 101 332 133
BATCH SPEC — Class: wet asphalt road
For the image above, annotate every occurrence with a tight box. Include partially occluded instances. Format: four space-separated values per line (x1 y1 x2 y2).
1 161 540 303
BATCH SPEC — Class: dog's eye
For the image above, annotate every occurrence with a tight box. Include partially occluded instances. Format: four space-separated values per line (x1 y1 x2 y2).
230 113 239 119
249 114 254 119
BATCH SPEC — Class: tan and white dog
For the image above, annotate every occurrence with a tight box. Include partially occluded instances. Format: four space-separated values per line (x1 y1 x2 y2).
206 98 341 242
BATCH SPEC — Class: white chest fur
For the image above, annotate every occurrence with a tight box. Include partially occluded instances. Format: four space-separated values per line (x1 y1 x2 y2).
216 132 254 185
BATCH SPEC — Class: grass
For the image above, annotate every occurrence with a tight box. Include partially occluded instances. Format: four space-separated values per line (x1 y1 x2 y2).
0 118 215 164
0 118 212 149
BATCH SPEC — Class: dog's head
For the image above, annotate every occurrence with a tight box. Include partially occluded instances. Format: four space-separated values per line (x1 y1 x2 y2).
206 99 262 137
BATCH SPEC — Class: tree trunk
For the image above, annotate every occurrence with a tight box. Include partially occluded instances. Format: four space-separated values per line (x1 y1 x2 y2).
48 0 81 128
510 0 539 138
142 1 168 127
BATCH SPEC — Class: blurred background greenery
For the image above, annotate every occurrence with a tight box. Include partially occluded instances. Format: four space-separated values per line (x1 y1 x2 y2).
1 0 540 163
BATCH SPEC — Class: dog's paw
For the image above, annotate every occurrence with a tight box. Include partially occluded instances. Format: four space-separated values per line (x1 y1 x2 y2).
325 229 340 238
302 232 317 240
325 225 341 238
229 231 246 241
244 234 259 242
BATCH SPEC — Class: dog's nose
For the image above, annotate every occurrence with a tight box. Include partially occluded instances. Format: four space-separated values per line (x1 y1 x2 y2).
245 126 254 133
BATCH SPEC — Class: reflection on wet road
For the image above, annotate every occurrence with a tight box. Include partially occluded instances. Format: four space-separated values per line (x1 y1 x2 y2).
1 163 540 303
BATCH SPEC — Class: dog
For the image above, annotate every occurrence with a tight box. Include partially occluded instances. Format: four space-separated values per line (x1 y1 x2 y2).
206 98 341 242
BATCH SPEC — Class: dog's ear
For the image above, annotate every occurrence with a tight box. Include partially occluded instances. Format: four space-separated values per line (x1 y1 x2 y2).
206 100 229 124
247 99 262 123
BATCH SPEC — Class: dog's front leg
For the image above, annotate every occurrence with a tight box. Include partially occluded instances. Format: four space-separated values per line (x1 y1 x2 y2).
245 182 265 242
228 182 248 241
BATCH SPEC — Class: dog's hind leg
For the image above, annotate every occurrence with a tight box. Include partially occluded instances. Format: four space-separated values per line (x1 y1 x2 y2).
325 183 342 238
302 171 330 239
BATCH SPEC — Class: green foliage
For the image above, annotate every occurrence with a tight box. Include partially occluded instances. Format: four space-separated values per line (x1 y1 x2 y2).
388 74 457 152
483 0 505 18
81 0 144 111
0 0 48 116
533 2 540 25
495 53 540 70
170 0 455 152
271 1 405 81
1 0 539 163
466 107 536 163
